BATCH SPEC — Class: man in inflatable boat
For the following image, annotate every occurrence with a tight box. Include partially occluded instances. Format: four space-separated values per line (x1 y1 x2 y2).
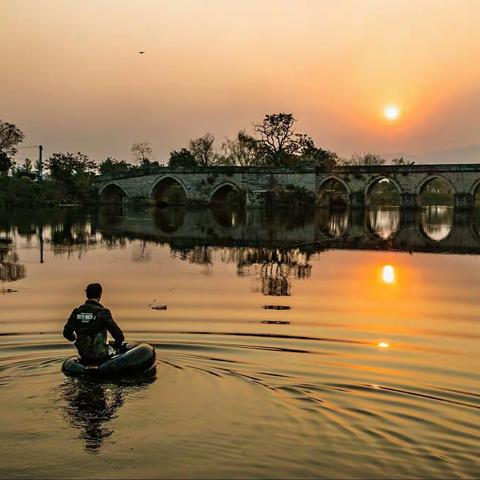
63 283 125 365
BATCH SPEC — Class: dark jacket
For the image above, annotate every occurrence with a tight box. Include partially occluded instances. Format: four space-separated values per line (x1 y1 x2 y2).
63 299 125 364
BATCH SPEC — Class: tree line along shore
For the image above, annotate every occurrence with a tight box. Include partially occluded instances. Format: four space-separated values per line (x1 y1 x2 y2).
1 113 451 209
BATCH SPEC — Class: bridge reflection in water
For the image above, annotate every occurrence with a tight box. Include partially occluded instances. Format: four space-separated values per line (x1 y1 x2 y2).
97 205 480 253
2 206 480 299
92 205 480 297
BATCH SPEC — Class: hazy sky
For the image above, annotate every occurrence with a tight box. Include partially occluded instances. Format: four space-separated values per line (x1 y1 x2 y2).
2 0 480 163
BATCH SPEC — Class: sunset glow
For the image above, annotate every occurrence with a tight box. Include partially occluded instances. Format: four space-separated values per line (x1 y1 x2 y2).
2 0 480 161
384 105 400 121
2 1 480 478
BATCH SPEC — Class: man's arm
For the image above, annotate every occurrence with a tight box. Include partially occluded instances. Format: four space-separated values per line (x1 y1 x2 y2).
102 309 125 344
63 309 77 341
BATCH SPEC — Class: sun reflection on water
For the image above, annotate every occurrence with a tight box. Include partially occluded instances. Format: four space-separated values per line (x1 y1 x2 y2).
381 265 395 284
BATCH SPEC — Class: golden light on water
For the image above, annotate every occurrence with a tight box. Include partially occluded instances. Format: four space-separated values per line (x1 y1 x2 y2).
382 265 396 284
378 341 390 349
384 105 400 121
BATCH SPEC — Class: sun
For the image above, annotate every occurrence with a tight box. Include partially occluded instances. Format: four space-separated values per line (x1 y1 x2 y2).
384 105 400 121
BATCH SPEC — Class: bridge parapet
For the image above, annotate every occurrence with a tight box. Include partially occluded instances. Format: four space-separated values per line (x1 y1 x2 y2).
94 164 480 208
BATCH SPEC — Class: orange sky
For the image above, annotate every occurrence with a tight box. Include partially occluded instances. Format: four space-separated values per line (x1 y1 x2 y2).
1 0 480 163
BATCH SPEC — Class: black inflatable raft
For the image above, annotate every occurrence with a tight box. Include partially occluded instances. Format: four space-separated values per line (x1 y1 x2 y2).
62 342 156 377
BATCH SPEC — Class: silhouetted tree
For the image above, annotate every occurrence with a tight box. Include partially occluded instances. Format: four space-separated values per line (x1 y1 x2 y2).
222 131 260 166
189 133 220 166
0 121 24 157
168 148 198 168
163 113 339 169
341 153 385 166
12 158 36 180
47 152 97 202
23 158 33 173
48 152 97 181
253 113 333 167
0 121 24 176
99 157 131 176
296 136 338 169
0 151 12 176
130 142 153 165
254 113 301 166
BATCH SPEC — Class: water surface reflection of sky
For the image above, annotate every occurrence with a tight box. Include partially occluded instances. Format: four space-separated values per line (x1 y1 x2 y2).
1 206 479 336
1 207 480 478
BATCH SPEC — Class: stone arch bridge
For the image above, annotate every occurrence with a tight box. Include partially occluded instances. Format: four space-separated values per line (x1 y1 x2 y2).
95 164 480 208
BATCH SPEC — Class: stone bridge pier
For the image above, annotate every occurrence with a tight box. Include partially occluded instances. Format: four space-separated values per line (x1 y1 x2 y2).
95 164 480 209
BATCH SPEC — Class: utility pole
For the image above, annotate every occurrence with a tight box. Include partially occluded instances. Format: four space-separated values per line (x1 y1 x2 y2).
37 145 43 181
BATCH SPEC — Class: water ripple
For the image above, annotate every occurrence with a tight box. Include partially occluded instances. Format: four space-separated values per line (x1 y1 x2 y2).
1 330 479 478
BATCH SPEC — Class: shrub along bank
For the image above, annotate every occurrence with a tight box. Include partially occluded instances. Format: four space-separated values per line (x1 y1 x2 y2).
0 175 98 209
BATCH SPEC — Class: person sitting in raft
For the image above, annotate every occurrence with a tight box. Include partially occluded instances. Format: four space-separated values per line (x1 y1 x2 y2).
63 283 125 365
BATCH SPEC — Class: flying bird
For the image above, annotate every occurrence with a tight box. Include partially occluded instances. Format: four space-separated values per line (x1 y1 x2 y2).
138 51 146 54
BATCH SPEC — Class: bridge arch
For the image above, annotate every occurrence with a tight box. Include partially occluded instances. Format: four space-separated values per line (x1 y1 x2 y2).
416 175 456 205
469 178 480 206
99 182 128 204
150 175 188 205
317 176 351 208
209 181 241 205
471 210 480 240
365 176 402 206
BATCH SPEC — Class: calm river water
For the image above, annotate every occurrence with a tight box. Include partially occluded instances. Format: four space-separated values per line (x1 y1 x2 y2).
1 206 479 478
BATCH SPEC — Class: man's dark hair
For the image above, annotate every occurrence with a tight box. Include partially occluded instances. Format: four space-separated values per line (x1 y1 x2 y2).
85 283 102 299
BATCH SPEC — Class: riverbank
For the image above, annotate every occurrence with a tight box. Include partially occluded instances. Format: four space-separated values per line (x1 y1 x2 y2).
0 176 98 209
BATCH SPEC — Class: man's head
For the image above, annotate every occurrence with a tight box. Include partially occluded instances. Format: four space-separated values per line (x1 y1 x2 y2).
85 283 102 301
